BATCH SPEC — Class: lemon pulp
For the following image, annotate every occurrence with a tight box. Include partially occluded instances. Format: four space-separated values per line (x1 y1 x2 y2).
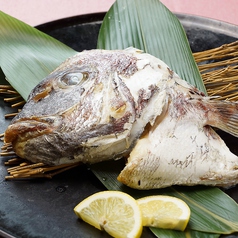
74 191 143 238
137 195 190 231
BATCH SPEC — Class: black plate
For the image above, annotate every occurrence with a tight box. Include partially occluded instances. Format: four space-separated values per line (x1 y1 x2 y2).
1 12 238 238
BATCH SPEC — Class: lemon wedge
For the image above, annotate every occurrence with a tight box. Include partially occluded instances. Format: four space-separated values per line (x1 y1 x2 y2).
137 195 190 231
74 191 143 238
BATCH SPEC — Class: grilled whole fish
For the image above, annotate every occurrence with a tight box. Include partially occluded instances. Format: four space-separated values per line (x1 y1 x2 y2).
4 48 238 189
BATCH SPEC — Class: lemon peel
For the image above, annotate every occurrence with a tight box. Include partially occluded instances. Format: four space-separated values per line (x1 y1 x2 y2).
137 195 190 231
74 191 143 238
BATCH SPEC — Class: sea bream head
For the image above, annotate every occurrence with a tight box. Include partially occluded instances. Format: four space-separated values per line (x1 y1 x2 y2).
4 48 169 165
4 48 238 189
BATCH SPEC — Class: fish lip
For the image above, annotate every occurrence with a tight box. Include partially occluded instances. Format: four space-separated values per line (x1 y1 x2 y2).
4 117 57 144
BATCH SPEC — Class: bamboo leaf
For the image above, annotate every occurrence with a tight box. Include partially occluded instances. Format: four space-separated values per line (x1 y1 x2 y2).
91 160 238 235
150 228 220 238
0 2 237 238
94 0 238 236
95 0 238 235
170 187 238 234
0 11 77 100
97 0 206 93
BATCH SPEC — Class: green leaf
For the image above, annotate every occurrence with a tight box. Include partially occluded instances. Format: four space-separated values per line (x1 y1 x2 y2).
97 0 206 93
91 160 238 235
0 2 237 237
0 11 77 100
95 0 238 235
150 228 220 238
170 187 238 234
95 0 238 236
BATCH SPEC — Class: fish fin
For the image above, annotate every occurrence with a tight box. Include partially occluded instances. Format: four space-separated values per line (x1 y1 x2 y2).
207 99 238 137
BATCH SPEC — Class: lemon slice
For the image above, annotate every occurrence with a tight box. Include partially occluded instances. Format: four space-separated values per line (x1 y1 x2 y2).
137 195 190 231
74 191 143 238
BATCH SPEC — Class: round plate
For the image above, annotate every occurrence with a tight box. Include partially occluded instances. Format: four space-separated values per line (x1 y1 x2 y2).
0 12 238 238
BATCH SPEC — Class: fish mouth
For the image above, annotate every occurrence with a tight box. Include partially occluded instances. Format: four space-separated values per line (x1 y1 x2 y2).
4 117 59 158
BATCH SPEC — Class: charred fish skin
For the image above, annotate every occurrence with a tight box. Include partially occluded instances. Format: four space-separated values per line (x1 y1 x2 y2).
4 48 168 165
4 48 238 189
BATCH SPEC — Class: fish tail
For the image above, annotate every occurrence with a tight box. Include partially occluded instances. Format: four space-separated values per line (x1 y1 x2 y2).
206 99 238 137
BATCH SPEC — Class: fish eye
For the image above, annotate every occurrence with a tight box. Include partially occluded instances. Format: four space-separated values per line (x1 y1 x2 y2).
58 71 88 88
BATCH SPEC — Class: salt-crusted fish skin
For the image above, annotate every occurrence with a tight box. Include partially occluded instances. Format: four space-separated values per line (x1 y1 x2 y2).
118 77 238 189
4 48 238 189
5 48 167 165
